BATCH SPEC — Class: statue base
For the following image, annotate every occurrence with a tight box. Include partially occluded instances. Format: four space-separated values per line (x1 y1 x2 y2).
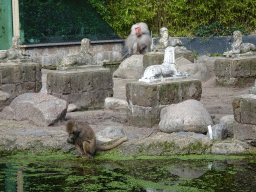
126 78 202 127
215 55 256 87
47 67 113 110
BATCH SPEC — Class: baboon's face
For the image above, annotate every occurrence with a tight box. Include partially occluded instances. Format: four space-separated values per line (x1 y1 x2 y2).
67 131 80 144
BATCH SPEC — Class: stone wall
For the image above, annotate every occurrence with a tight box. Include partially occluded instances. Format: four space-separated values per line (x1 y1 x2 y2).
21 40 124 66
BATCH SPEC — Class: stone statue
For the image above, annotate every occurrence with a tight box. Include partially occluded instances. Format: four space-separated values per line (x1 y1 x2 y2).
139 47 189 83
169 38 187 51
224 30 256 57
152 27 169 52
57 38 95 70
0 36 30 61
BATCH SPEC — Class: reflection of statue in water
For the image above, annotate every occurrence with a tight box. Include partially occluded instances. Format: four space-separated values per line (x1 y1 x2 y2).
224 30 256 57
152 27 169 52
139 47 189 83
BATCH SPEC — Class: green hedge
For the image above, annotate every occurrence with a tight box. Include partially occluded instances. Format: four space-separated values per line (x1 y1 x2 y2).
91 0 256 37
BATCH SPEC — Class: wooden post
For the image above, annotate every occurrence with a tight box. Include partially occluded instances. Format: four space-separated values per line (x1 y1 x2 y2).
12 0 20 37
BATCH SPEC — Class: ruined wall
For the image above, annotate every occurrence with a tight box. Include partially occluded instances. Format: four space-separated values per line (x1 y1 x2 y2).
22 41 124 66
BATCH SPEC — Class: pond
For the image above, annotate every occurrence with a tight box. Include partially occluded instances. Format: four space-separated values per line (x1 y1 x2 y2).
0 153 255 192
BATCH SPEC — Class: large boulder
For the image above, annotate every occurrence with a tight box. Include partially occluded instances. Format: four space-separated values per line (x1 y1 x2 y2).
104 97 128 113
159 99 213 133
178 63 211 82
113 55 144 79
0 93 67 126
210 139 250 155
115 132 212 156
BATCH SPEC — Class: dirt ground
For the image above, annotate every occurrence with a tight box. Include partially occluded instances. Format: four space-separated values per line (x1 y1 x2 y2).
60 73 254 139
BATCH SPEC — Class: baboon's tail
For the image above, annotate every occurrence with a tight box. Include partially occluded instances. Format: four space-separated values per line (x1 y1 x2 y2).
97 136 128 150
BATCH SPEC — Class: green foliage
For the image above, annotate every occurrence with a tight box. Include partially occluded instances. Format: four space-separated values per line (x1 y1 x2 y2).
98 0 256 37
195 21 250 37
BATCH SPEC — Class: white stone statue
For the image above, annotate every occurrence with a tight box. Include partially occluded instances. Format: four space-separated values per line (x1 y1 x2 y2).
139 47 189 83
224 30 256 57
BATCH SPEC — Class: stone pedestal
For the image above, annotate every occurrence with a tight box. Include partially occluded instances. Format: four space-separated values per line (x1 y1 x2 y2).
47 67 113 110
0 61 42 111
126 78 202 127
143 50 194 69
233 94 256 125
215 56 256 86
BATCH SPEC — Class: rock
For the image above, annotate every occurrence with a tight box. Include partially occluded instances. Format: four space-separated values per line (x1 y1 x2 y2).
206 122 228 140
159 99 213 133
178 63 211 82
115 132 212 156
113 55 144 79
104 97 128 113
196 55 221 77
0 91 11 111
0 93 68 126
232 121 256 147
67 104 77 112
0 119 71 153
175 56 192 67
220 115 235 137
211 139 250 155
95 126 127 144
0 50 7 60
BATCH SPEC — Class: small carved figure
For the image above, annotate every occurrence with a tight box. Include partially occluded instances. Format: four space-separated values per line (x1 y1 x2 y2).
66 120 128 158
152 27 169 52
139 47 188 83
57 38 95 70
0 36 29 61
125 22 152 55
224 31 256 57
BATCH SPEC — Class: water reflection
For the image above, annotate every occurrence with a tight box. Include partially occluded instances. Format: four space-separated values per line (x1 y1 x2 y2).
0 155 255 192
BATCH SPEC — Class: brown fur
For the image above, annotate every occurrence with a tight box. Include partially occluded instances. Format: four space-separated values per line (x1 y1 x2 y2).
125 22 152 55
66 120 128 158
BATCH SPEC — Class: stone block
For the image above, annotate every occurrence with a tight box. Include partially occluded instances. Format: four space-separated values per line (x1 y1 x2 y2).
0 62 42 101
127 105 163 127
215 56 256 86
47 67 113 110
175 50 194 63
127 79 201 107
232 121 256 146
233 94 256 125
126 78 202 127
143 52 164 69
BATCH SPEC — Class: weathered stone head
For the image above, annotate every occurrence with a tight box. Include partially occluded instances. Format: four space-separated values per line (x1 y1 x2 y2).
11 36 21 49
152 27 169 52
80 38 90 53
